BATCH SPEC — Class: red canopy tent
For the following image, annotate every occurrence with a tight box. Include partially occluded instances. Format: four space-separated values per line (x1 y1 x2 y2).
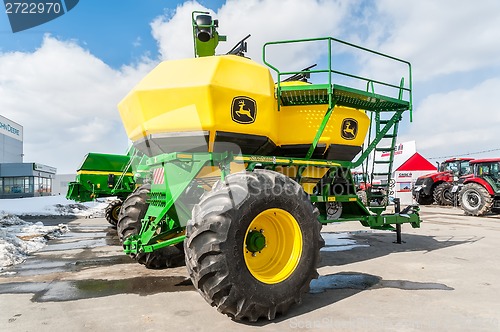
396 152 437 172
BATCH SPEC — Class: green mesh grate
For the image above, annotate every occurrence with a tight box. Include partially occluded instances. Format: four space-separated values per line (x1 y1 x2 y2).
333 85 409 112
279 84 330 106
277 84 409 112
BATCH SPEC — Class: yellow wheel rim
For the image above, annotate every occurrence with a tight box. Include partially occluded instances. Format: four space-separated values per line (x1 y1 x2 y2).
244 208 303 284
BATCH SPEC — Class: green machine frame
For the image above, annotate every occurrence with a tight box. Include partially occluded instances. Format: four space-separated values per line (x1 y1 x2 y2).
66 147 148 202
124 37 421 256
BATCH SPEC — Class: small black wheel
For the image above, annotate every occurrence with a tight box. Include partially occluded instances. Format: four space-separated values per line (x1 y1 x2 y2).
104 199 122 227
184 170 324 322
433 182 454 206
459 183 493 216
326 201 343 219
117 185 184 269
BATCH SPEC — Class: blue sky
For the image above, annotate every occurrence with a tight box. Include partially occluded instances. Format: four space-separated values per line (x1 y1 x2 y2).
1 0 223 66
1 0 500 173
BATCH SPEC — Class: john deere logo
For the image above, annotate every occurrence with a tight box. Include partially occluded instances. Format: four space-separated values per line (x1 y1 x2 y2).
231 96 256 124
341 118 358 140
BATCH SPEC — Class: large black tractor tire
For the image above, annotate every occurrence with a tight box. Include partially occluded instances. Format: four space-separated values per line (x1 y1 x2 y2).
104 199 122 227
433 182 454 206
184 170 324 322
415 192 433 205
459 183 493 216
117 185 150 243
117 184 184 269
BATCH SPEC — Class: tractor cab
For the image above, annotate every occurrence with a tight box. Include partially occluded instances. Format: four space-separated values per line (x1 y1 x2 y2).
439 158 473 177
471 159 500 186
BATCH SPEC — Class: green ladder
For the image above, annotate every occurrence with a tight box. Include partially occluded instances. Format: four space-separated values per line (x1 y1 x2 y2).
368 114 400 206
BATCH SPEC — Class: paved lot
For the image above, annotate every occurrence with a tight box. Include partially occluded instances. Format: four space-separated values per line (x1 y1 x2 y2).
1 206 499 331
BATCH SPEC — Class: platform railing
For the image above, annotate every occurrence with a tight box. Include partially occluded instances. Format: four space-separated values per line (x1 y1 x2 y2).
262 36 413 120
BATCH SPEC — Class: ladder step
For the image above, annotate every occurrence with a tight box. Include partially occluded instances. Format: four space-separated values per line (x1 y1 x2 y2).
369 206 386 212
383 134 397 138
371 184 389 188
372 172 391 176
379 120 391 124
375 147 394 152
374 160 392 164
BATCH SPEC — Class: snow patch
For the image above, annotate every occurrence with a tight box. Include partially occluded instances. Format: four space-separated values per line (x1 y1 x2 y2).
0 213 69 271
0 195 108 217
0 196 113 272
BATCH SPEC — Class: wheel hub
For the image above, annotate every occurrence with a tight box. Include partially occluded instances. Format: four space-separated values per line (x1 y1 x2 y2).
466 191 480 208
246 229 266 253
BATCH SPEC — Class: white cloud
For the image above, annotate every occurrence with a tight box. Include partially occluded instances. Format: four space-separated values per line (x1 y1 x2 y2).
151 1 203 61
0 35 155 173
362 0 500 81
348 1 500 161
148 1 497 94
400 78 500 160
151 0 359 72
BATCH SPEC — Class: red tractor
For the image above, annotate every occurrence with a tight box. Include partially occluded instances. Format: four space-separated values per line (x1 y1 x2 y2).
412 158 473 205
458 158 500 216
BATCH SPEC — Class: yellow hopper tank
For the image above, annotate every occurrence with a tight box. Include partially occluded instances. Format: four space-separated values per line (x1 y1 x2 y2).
118 54 369 161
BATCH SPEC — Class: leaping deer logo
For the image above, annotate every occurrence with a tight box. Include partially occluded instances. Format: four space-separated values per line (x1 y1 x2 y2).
344 122 355 136
231 97 257 124
237 100 255 121
341 118 358 140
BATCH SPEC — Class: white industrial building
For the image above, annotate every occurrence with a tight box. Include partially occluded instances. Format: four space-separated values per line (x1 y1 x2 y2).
0 115 57 198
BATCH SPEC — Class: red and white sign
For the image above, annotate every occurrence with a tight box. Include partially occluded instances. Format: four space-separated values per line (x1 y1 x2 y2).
373 140 417 174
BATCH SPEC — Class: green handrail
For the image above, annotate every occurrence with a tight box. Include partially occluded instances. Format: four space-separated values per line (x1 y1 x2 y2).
262 36 413 120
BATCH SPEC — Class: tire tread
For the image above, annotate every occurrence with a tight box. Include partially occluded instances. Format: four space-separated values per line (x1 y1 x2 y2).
185 170 323 321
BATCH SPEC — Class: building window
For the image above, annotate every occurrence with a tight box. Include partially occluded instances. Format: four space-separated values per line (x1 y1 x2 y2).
0 177 34 194
13 177 23 193
0 176 53 196
3 177 13 193
33 176 52 194
23 177 32 193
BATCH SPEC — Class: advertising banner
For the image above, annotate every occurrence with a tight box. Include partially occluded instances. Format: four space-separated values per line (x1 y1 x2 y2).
0 115 23 142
